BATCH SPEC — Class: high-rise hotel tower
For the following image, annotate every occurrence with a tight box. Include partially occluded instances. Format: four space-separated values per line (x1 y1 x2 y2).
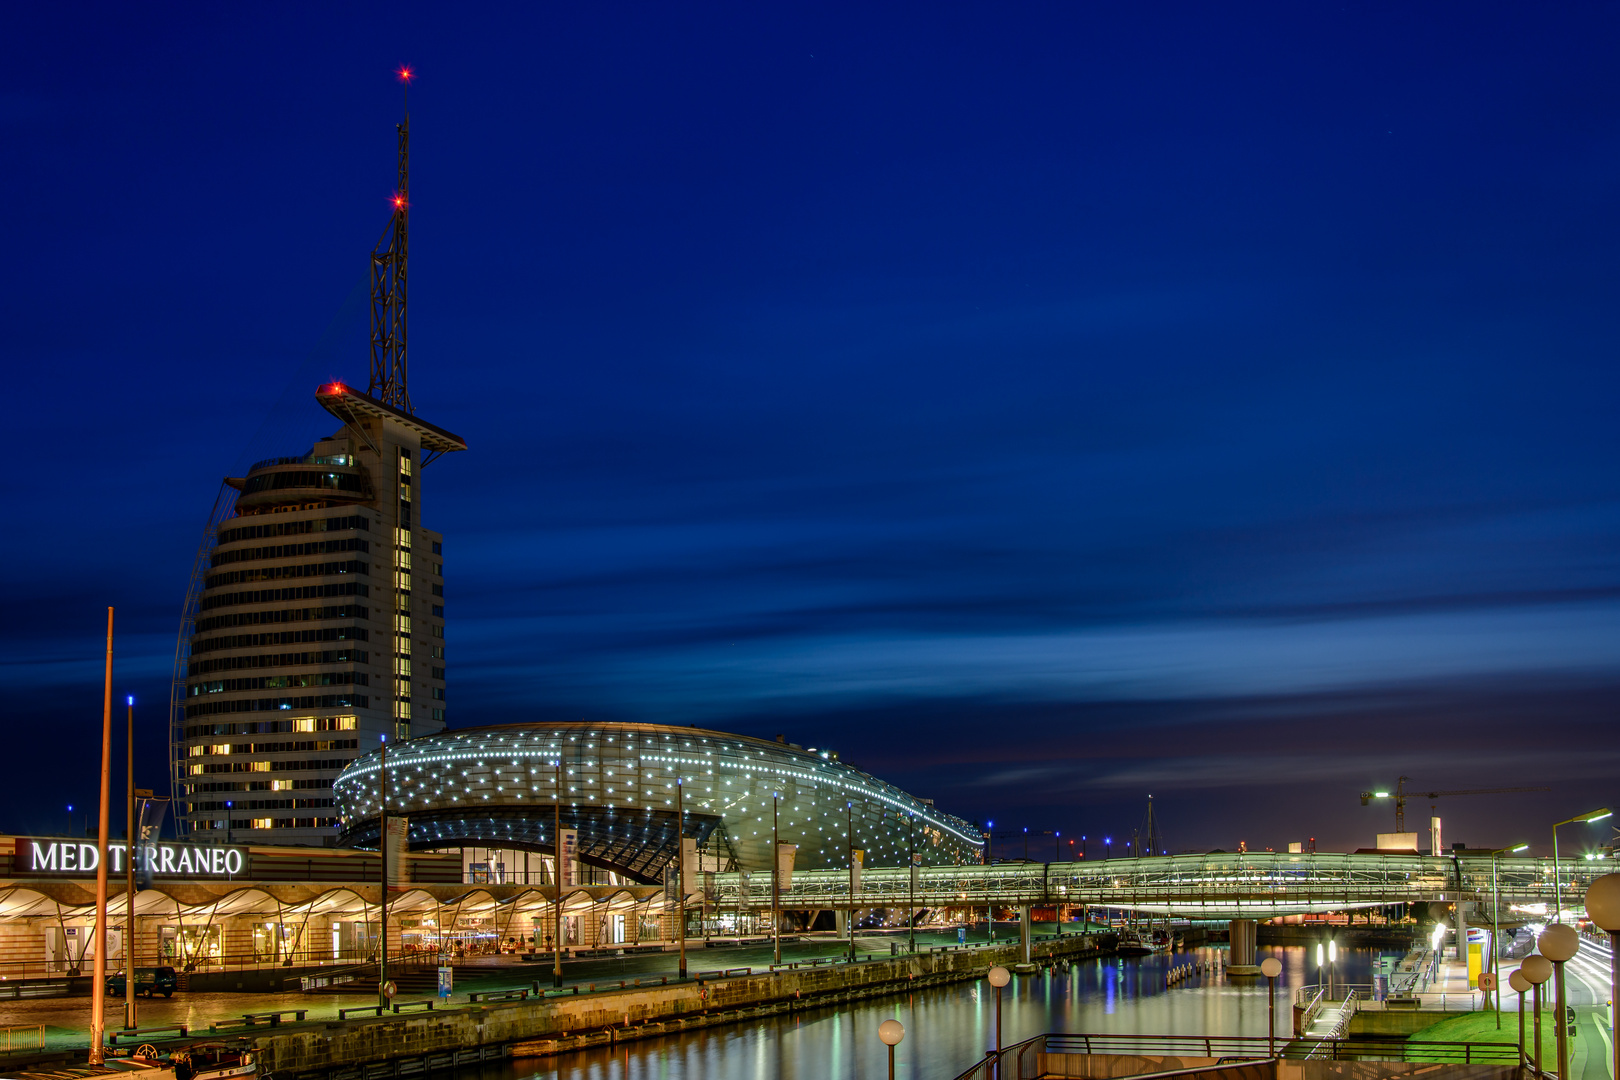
170 85 467 845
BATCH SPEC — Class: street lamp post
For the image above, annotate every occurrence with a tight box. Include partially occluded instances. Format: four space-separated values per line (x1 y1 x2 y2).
1583 874 1620 1080
378 734 390 1012
771 792 781 967
1490 844 1528 1029
552 759 563 989
988 965 1010 1068
908 813 916 955
1509 969 1531 1066
1521 953 1552 1078
985 821 994 942
124 695 137 1032
1551 808 1612 923
677 777 686 980
1260 957 1282 1057
1538 923 1579 1080
878 1018 905 1080
847 801 856 963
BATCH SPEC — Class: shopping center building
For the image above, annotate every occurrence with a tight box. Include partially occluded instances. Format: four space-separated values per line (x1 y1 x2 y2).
333 721 985 883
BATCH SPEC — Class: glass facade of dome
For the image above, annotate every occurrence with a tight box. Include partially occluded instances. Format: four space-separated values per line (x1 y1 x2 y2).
333 721 983 884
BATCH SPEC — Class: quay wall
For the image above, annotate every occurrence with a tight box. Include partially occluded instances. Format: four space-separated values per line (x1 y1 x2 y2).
254 935 1110 1077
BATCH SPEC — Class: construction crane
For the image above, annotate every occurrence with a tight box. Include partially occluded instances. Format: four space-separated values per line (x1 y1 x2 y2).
1359 776 1551 833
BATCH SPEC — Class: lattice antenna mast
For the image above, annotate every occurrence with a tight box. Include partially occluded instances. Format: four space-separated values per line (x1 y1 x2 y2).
369 67 413 413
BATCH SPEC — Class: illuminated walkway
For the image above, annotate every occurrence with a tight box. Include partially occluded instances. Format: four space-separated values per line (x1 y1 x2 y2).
714 852 1613 919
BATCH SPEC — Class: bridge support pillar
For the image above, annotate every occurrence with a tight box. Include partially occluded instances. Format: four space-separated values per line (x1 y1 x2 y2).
1228 918 1259 974
1020 905 1032 965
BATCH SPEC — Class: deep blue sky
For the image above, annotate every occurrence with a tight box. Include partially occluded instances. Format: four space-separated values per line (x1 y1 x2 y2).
5 3 1618 854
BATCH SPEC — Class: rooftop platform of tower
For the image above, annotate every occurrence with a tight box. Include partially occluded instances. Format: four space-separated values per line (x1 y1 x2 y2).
316 381 468 458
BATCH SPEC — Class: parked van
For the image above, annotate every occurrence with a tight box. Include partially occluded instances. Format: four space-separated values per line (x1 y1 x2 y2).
106 965 177 998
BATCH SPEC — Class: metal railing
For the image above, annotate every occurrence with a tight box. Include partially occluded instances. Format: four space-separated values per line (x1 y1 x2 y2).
1308 990 1362 1047
0 1025 45 1053
1293 982 1375 1006
948 1032 1524 1080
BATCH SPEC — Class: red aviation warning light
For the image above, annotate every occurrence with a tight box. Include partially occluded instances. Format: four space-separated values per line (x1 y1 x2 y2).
397 65 414 84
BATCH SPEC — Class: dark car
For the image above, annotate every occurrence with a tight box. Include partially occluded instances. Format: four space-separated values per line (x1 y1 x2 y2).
106 965 177 998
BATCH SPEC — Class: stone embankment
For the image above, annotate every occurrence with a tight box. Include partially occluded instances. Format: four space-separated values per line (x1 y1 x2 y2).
254 935 1111 1079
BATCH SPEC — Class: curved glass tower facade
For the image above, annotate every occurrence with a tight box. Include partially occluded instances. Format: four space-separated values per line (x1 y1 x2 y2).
173 384 465 845
333 721 984 882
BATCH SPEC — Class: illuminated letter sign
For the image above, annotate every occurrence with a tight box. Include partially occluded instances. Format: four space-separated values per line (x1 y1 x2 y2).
16 838 248 879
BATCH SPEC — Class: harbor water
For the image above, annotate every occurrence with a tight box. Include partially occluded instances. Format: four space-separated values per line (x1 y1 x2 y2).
504 944 1403 1080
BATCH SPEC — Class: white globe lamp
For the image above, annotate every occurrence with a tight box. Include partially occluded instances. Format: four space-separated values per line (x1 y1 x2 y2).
1259 957 1283 1056
878 1019 905 1079
1583 874 1620 1080
1538 924 1579 1079
987 965 1011 1057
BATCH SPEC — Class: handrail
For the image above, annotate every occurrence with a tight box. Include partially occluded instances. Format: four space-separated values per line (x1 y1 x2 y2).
948 1032 1523 1079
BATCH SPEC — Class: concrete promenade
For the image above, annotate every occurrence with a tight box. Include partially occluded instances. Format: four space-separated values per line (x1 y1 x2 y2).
0 926 1095 1069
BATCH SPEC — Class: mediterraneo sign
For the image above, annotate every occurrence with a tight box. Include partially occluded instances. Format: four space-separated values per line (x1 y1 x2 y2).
17 838 247 878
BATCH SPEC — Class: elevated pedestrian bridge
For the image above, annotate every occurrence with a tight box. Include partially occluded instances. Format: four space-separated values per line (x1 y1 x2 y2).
710 852 1606 919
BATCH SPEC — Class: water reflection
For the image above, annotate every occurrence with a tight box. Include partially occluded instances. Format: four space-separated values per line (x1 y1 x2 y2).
504 945 1400 1079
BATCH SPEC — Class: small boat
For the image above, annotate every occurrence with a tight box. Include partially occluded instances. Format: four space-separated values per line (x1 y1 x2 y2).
1116 930 1162 956
170 1043 258 1080
97 1042 259 1080
8 1044 256 1080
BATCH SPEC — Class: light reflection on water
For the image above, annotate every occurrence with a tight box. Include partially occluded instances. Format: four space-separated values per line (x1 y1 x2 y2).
503 945 1400 1080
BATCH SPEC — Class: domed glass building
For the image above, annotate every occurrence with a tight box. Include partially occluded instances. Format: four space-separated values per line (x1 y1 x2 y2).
334 721 983 884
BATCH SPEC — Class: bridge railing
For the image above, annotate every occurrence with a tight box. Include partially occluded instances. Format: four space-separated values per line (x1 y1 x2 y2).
704 852 1607 915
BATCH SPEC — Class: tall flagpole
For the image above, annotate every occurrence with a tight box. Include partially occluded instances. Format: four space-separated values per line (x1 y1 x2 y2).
89 607 113 1065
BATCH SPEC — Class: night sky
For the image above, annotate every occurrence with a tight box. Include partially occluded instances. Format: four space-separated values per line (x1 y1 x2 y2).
5 4 1618 856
